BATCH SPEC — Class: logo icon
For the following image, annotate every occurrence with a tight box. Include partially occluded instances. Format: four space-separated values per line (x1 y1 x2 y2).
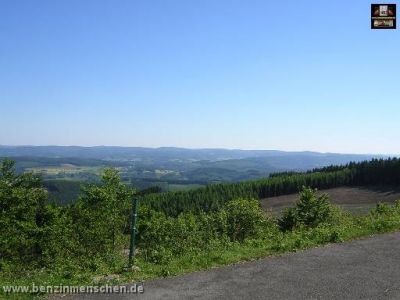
371 4 396 29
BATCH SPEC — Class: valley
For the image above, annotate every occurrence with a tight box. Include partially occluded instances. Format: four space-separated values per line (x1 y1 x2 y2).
0 146 387 205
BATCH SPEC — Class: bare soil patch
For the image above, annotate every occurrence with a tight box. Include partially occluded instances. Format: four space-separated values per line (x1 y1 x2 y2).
260 186 400 215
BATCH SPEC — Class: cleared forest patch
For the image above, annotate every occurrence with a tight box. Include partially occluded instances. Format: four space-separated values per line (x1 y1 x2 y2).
260 186 400 215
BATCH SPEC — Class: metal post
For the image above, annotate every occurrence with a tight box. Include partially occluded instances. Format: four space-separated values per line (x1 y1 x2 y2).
128 196 139 267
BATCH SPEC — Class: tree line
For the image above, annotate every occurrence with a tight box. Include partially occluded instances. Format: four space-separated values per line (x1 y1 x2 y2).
142 158 400 217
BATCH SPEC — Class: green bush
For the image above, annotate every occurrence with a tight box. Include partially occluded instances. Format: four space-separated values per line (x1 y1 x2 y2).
138 210 215 263
372 202 392 215
366 201 400 233
138 197 271 263
279 187 340 231
71 169 134 263
0 159 53 265
223 198 269 242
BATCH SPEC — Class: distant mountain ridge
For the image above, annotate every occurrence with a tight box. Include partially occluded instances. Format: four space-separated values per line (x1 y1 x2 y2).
1 145 393 203
0 145 387 163
0 146 391 184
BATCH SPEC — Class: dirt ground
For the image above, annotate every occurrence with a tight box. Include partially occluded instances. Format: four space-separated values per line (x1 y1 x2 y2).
260 186 400 215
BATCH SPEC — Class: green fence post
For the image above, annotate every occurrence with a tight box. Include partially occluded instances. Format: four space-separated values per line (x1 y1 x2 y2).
128 196 139 267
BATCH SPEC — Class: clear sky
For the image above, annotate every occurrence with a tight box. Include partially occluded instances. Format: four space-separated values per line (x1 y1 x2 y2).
0 0 399 154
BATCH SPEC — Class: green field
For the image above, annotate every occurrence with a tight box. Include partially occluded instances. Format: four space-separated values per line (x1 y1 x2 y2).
26 165 104 175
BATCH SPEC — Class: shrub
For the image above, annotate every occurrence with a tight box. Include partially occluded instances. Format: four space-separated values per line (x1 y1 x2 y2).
222 198 268 242
71 169 134 263
0 159 52 264
138 209 219 262
279 187 340 231
395 200 400 210
138 209 185 262
372 202 392 215
137 197 271 263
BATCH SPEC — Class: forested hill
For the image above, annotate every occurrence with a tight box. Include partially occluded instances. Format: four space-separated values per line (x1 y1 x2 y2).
0 145 383 163
1 147 388 200
143 158 400 217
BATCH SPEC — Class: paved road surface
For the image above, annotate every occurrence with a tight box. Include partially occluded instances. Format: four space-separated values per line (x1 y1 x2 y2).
62 232 400 300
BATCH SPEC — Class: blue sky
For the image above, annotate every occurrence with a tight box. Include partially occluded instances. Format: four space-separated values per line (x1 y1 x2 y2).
0 0 399 154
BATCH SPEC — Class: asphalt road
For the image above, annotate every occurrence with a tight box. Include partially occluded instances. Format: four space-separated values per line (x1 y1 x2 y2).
62 232 400 300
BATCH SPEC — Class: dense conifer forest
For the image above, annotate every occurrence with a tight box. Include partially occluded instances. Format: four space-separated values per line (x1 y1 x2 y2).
143 158 400 216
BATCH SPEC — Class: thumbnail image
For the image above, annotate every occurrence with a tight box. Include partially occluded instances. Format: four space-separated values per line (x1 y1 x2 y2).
373 4 395 16
374 19 394 27
371 4 396 29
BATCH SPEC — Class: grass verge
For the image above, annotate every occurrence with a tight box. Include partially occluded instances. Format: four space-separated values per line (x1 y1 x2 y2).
2 202 400 300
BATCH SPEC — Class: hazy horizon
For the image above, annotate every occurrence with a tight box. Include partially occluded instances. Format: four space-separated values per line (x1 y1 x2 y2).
1 1 399 154
0 144 398 156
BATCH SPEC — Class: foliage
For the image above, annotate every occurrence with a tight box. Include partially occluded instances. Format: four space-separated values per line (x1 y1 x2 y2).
0 160 136 275
137 198 269 263
44 180 82 205
371 202 392 215
143 158 400 217
0 159 52 266
2 158 400 299
71 169 134 262
5 198 400 299
279 187 341 230
224 198 269 241
139 186 163 196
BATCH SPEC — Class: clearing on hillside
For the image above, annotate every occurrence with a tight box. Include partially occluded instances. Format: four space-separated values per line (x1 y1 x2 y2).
260 186 400 215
